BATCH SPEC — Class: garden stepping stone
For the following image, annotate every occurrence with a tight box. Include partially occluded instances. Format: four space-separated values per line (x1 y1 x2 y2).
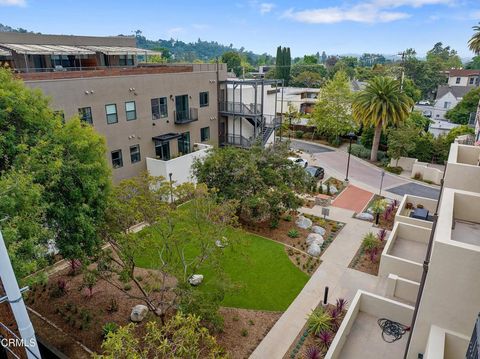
130 304 148 322
307 243 321 257
306 233 324 247
311 225 326 236
295 215 312 229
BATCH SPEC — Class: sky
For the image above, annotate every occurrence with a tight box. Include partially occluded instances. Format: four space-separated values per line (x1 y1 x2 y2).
0 0 479 58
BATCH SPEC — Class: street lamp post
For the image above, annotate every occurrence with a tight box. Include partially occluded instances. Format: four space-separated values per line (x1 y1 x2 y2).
379 170 385 196
288 115 292 140
345 132 355 182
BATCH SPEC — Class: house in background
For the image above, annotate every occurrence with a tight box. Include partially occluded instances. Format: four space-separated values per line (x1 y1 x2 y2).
431 85 471 120
446 69 480 87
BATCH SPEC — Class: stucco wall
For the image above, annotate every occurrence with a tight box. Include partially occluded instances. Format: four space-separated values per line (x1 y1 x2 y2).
395 195 437 229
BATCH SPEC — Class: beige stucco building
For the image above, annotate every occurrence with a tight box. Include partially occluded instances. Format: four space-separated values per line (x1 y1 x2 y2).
0 32 227 183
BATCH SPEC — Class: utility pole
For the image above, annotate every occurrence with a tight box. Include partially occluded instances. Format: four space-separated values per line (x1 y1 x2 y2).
0 230 41 359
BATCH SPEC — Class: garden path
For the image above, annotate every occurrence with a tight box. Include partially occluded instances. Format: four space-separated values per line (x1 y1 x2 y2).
250 206 388 359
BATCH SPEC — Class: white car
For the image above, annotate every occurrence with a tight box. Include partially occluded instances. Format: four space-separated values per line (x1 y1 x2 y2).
288 157 308 168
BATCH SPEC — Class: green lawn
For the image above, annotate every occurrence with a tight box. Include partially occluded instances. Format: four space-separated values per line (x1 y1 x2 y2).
135 214 309 311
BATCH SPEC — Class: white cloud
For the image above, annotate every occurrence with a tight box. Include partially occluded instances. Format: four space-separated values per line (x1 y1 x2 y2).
259 2 275 14
282 4 409 24
282 0 453 24
166 27 184 37
0 0 26 6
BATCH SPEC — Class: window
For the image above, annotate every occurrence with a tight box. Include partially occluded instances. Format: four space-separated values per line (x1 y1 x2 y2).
470 77 475 85
155 141 170 160
178 132 191 155
54 110 65 124
151 97 168 119
78 107 93 124
456 77 461 84
125 101 137 121
200 91 209 107
105 104 118 124
119 55 134 66
200 127 210 142
130 144 141 163
111 150 123 168
444 101 451 109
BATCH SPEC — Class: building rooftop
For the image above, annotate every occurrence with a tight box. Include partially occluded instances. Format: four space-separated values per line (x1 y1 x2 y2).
448 69 480 77
436 85 472 99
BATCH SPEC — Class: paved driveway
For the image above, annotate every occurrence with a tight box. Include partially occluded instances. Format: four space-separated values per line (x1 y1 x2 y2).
290 139 333 153
387 183 440 199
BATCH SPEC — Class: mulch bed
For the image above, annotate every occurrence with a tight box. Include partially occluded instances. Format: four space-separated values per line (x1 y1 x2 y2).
322 177 347 199
242 213 344 275
26 266 283 357
284 303 347 359
217 308 282 359
348 239 387 276
357 195 398 231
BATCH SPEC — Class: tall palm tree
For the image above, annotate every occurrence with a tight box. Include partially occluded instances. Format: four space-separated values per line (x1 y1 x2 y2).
469 23 480 55
352 77 413 162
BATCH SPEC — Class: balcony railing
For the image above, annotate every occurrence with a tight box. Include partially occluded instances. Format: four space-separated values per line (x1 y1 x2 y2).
219 101 262 115
226 134 252 148
174 108 198 124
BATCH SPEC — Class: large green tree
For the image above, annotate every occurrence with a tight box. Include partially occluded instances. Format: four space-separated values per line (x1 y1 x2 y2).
221 51 242 76
275 46 291 85
445 87 480 124
353 77 413 161
309 71 355 144
193 142 310 224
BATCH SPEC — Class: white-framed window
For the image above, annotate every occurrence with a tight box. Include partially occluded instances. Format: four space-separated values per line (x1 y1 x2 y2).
125 101 137 121
130 144 141 163
105 104 118 124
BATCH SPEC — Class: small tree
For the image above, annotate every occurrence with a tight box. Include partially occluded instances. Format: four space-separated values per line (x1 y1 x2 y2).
387 125 418 166
96 313 226 359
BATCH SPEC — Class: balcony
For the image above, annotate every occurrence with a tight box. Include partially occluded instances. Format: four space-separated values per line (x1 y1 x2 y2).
225 134 252 148
395 195 437 229
423 325 470 359
219 101 262 116
146 143 212 185
379 222 430 283
445 143 480 193
326 291 414 359
174 108 198 124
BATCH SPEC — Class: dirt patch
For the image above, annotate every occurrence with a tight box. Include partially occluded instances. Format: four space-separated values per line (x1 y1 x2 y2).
242 213 344 274
217 308 282 359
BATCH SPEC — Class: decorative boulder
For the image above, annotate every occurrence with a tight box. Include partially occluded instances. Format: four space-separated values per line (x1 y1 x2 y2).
366 207 374 215
311 225 326 236
329 186 338 195
356 212 374 221
188 274 204 286
307 243 321 257
130 305 148 322
296 215 312 229
46 239 59 256
306 233 324 247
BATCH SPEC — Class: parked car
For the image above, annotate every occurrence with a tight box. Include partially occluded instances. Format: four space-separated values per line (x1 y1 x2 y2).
305 165 325 180
288 157 308 168
417 100 431 106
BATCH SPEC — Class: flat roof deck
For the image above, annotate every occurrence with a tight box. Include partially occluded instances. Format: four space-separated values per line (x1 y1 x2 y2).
452 220 480 247
390 236 428 263
338 312 408 359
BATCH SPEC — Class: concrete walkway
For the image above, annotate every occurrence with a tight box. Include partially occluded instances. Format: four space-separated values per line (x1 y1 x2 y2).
250 206 387 359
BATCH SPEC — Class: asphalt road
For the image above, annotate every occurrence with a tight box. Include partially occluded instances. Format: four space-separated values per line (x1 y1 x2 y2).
290 139 440 200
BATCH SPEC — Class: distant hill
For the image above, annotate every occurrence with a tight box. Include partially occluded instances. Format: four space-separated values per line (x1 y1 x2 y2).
0 23 37 33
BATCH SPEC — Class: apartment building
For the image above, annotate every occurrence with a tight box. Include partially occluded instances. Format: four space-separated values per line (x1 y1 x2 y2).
0 32 227 183
326 142 480 358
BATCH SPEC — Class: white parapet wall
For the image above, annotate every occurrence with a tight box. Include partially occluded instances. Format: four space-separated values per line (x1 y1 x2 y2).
395 195 437 229
325 291 414 359
390 157 418 171
423 325 470 359
445 143 480 193
379 222 431 282
411 162 443 185
146 143 212 185
386 274 420 305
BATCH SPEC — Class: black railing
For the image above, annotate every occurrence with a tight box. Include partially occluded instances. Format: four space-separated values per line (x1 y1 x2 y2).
467 313 480 359
219 102 262 115
174 108 198 124
226 135 252 148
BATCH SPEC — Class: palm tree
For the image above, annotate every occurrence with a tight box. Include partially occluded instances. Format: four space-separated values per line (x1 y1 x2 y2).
469 23 480 54
352 77 413 161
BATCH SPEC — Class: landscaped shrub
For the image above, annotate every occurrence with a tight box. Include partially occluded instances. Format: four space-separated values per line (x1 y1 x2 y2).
318 330 333 349
283 214 293 222
302 132 313 140
241 328 248 337
304 345 322 359
385 166 403 174
288 229 299 238
413 172 422 180
50 279 67 298
307 308 332 335
106 298 119 313
295 130 304 139
102 322 118 338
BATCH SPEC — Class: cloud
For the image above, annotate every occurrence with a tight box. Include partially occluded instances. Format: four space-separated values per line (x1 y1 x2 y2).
282 4 410 24
259 2 275 14
0 0 26 6
281 0 455 24
166 27 184 37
